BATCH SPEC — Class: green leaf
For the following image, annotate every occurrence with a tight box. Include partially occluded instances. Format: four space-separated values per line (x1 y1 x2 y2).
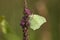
1 19 7 34
29 14 47 30
0 16 9 34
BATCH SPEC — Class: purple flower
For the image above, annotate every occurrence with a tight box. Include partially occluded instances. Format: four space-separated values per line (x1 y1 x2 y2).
26 21 30 26
20 19 25 27
20 16 30 28
25 8 31 15
23 16 27 20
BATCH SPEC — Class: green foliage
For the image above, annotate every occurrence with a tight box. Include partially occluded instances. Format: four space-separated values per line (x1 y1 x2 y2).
0 16 22 40
0 16 9 34
0 16 5 23
5 33 20 40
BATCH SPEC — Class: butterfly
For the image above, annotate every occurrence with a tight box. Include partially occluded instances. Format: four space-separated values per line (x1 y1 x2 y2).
29 14 47 30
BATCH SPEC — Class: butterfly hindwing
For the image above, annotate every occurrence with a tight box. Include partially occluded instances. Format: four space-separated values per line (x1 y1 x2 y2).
29 14 47 30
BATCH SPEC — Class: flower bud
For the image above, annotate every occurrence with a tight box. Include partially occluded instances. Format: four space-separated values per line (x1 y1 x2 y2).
25 8 31 15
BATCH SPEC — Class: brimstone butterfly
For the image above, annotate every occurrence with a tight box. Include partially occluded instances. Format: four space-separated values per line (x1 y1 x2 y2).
29 14 47 30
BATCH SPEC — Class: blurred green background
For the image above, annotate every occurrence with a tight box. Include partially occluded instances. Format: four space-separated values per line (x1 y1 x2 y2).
0 0 60 40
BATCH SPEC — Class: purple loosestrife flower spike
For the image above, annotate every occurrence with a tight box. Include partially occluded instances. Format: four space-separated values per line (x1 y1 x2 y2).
20 0 32 40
